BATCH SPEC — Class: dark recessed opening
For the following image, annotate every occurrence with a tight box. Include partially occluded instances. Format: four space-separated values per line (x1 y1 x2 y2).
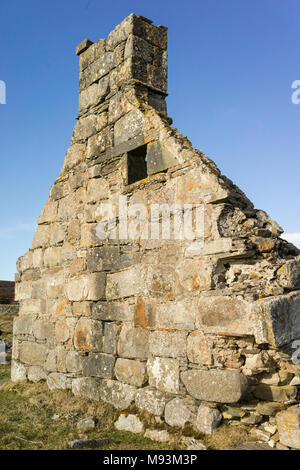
127 145 148 184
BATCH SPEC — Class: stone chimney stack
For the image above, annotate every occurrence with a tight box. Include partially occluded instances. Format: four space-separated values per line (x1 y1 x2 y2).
76 14 168 120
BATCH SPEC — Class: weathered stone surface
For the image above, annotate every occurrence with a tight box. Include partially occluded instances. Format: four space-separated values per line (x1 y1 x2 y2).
251 292 300 347
99 379 136 409
254 384 297 402
195 405 222 435
77 417 96 431
277 258 300 290
47 372 70 390
11 360 27 382
106 266 146 300
196 296 253 336
76 38 93 56
115 358 147 387
66 274 106 301
27 366 47 383
12 14 300 438
82 353 115 379
164 397 197 427
149 330 186 358
147 357 179 393
74 317 103 352
114 414 144 433
256 402 284 416
135 387 167 416
19 342 47 366
181 369 248 403
154 300 195 330
72 377 101 400
187 331 213 365
118 324 149 359
144 429 170 443
276 408 300 449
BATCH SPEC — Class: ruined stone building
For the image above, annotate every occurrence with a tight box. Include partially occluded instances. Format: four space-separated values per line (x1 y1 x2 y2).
12 14 300 448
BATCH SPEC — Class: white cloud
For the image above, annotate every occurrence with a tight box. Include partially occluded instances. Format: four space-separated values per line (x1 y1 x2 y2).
282 233 300 249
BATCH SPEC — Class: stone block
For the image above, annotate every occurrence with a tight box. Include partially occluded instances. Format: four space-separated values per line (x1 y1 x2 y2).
251 291 300 347
164 397 197 427
72 377 101 400
147 140 179 175
115 358 147 387
103 322 119 354
135 387 167 416
195 405 222 435
47 373 71 390
27 366 47 383
254 384 297 402
66 273 106 301
66 350 82 373
187 331 213 365
86 178 109 202
277 258 300 290
114 414 144 433
11 360 27 382
74 317 103 352
154 300 195 331
82 353 115 378
147 357 179 393
276 408 300 449
99 379 136 409
114 109 144 146
106 266 146 300
19 342 47 366
118 324 149 359
149 330 187 358
87 246 120 272
181 369 248 403
196 295 253 336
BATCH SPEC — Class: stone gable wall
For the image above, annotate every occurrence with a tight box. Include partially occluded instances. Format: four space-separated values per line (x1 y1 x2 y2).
12 14 300 448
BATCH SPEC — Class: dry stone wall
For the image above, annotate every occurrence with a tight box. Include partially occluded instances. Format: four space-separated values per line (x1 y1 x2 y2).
12 14 300 449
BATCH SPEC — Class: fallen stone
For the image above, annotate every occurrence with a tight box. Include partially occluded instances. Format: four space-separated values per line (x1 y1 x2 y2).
195 405 222 435
276 407 300 449
144 429 170 443
164 397 197 427
77 417 96 431
114 414 144 434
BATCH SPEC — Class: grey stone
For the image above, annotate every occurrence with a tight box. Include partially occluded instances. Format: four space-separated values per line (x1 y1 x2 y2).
76 39 93 56
164 397 197 427
114 414 144 433
69 438 114 449
11 360 27 382
27 366 47 383
72 377 102 400
144 429 170 443
99 379 136 409
135 387 167 416
115 358 147 387
82 353 115 379
77 417 96 431
149 330 186 358
181 369 248 403
118 324 149 359
195 405 222 435
147 357 179 394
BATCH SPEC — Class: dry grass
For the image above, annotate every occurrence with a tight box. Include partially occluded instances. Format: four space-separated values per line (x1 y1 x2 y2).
0 313 255 451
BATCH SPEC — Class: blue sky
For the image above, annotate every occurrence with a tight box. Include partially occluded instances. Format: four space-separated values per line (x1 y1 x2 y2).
0 0 299 280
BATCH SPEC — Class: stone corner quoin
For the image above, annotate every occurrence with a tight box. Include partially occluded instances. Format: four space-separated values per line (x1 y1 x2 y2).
12 13 300 447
